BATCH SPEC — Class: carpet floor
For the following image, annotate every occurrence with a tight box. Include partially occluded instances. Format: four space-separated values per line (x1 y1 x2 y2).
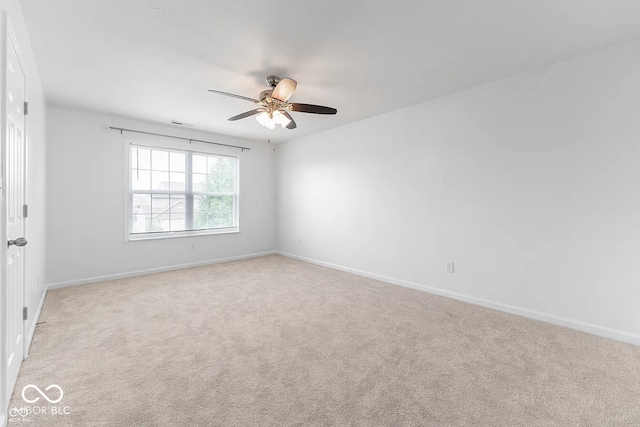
7 255 640 426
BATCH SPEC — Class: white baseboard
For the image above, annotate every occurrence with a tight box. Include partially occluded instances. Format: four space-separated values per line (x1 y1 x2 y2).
46 251 277 290
24 287 47 358
278 252 640 347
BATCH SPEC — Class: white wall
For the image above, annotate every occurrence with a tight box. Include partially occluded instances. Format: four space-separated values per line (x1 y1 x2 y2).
0 0 48 420
46 105 276 287
277 39 640 345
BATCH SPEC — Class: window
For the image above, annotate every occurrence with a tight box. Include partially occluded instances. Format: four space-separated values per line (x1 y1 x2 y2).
128 143 238 239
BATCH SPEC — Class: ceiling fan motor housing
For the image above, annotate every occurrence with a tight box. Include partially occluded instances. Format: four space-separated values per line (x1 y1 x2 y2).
259 90 274 101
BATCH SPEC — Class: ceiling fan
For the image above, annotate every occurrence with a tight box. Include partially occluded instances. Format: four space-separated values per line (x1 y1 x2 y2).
208 76 337 130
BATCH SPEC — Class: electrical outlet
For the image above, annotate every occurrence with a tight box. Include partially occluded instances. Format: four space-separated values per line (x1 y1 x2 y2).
298 239 302 246
445 262 454 273
190 244 196 251
37 273 41 287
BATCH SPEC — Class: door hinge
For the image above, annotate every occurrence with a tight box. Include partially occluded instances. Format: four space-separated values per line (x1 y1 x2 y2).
23 204 28 218
23 306 28 320
24 101 29 115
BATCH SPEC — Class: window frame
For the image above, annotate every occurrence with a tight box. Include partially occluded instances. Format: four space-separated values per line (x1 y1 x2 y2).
124 138 240 241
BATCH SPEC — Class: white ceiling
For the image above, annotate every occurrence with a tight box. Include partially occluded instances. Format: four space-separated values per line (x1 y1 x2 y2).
20 0 640 143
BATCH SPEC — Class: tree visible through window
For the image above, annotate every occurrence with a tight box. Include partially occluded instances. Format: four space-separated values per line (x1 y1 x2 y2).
129 144 238 237
194 156 236 229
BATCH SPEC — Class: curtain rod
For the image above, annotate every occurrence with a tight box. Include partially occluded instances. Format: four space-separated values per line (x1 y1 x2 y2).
107 126 251 151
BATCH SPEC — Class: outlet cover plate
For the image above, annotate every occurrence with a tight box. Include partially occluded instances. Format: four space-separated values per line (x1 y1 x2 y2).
446 262 454 273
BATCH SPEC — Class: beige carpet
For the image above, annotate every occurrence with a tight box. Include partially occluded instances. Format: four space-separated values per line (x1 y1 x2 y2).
7 255 640 426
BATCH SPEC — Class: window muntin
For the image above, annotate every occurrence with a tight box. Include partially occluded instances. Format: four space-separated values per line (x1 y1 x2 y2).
129 144 238 238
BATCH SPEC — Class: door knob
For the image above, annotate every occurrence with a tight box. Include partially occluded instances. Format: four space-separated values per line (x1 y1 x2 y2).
8 237 27 247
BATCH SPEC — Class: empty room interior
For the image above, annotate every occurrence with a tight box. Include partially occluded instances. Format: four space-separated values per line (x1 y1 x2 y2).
1 0 640 426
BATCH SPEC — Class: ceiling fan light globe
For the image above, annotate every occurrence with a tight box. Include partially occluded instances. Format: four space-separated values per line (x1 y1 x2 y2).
256 112 271 127
272 110 291 128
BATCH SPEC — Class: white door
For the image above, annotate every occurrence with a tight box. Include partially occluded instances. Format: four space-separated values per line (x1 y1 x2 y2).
4 29 26 406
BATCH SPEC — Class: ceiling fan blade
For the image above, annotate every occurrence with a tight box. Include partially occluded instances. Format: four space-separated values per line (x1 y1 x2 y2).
282 111 297 129
290 103 337 115
208 89 260 103
271 78 297 102
228 109 264 121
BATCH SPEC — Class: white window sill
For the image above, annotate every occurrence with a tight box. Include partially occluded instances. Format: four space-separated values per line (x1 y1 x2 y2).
127 228 239 242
